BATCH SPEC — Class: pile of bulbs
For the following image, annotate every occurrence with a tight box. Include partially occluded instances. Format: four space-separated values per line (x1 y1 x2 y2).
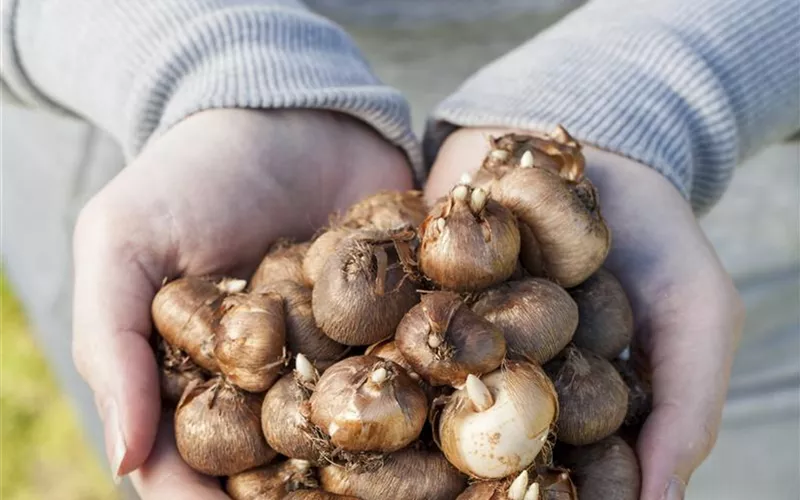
152 126 652 500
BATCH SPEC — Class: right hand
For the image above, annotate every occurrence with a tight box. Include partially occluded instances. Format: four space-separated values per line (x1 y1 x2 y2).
71 109 413 498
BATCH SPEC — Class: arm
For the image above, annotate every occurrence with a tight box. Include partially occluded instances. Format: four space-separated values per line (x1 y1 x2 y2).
424 0 799 214
423 1 796 499
2 0 422 174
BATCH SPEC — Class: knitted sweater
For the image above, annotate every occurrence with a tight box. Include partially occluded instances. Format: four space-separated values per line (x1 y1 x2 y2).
2 0 798 214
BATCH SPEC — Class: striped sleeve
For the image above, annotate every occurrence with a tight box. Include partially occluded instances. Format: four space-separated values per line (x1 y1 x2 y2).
425 0 800 214
1 0 423 177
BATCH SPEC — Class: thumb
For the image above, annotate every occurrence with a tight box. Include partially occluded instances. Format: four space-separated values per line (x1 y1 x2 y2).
72 197 169 480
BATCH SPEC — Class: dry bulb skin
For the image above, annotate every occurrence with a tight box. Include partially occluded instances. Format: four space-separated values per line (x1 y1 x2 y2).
476 128 609 288
418 183 521 292
151 276 246 371
309 355 428 453
438 361 559 479
545 347 629 446
175 378 276 476
320 446 467 500
284 491 361 500
613 358 653 426
156 336 207 404
456 467 576 500
214 291 287 392
250 240 310 290
312 231 419 346
556 435 641 500
568 268 634 359
472 278 578 365
255 279 347 367
365 339 439 402
395 292 506 387
226 459 318 500
261 355 322 462
338 189 429 231
303 227 354 286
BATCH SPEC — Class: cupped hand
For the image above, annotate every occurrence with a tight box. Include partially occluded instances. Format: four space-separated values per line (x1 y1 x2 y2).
71 109 413 498
426 128 744 500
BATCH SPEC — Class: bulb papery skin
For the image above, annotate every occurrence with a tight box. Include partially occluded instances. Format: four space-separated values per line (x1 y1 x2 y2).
556 435 640 500
226 459 318 500
255 279 347 367
175 379 276 476
284 491 361 500
455 466 576 500
395 292 506 387
439 361 558 479
339 189 428 231
308 355 428 453
156 336 207 405
261 372 321 462
151 276 237 372
214 291 287 392
304 228 353 286
490 167 609 288
568 268 634 360
472 278 578 365
320 447 467 500
418 185 521 292
312 233 419 346
545 347 629 446
250 240 310 290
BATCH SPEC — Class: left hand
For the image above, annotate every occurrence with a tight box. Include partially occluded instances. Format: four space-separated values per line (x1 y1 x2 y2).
425 127 744 500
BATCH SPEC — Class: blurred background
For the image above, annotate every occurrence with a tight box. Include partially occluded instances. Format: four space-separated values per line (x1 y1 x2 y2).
2 3 798 499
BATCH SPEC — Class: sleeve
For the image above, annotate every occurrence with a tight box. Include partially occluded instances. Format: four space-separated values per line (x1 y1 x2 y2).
0 0 423 176
424 0 800 214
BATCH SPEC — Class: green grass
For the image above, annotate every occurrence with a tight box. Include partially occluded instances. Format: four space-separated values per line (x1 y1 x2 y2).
1 274 120 500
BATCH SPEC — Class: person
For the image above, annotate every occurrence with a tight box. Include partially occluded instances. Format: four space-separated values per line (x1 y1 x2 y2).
2 0 798 499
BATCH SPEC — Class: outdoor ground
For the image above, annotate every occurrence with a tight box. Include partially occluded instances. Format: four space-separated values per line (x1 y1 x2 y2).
0 274 119 500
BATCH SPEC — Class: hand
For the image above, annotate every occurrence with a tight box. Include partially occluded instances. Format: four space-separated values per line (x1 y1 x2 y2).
426 128 744 500
71 109 412 498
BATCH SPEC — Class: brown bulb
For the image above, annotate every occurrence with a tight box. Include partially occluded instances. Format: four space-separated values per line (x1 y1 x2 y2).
155 336 206 405
284 491 361 500
309 355 427 453
556 435 641 500
255 279 347 368
456 467 576 500
152 276 246 371
613 358 652 427
472 278 578 365
364 339 440 403
175 379 276 476
320 447 467 500
545 347 628 445
395 292 506 387
439 362 558 479
312 232 419 346
339 190 428 231
568 268 633 359
491 167 609 288
250 240 310 290
480 128 585 183
214 291 287 392
303 228 353 286
261 357 322 462
419 184 520 292
226 459 317 500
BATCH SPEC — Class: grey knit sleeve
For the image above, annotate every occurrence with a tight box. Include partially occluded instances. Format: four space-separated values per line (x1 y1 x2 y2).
424 0 800 214
1 0 422 174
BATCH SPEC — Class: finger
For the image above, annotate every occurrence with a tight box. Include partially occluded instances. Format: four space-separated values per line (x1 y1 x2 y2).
72 196 171 480
634 275 743 500
130 415 230 500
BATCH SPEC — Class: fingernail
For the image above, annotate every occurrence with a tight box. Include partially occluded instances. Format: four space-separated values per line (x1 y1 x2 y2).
663 477 686 500
101 398 127 484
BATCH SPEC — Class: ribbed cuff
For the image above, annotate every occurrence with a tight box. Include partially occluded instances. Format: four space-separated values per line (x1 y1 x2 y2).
425 0 800 214
127 6 422 180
